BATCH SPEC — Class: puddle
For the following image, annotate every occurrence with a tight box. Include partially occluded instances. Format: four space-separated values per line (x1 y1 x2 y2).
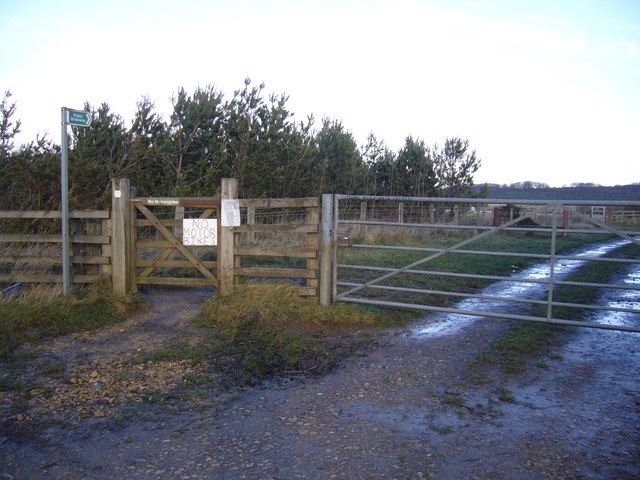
413 239 639 337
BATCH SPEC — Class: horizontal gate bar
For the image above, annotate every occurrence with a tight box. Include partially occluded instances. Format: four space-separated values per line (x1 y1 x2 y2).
337 195 640 207
136 260 217 268
0 274 109 284
235 247 317 258
238 197 318 208
338 264 640 292
133 197 220 207
337 282 640 315
338 281 546 306
340 296 640 333
350 244 640 264
0 210 110 219
236 267 317 279
338 219 638 236
0 234 111 244
136 277 217 286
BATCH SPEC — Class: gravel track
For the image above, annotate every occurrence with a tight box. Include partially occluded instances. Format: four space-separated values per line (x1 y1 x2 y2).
1 284 639 480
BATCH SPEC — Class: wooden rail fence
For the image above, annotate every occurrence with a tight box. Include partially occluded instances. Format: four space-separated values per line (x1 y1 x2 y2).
0 209 112 286
1 178 327 299
235 197 320 297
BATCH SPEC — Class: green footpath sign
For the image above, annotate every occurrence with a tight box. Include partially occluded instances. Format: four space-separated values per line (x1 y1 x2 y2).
60 106 92 295
66 109 92 127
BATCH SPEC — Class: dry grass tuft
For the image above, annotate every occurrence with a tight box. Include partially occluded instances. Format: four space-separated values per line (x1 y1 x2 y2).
0 284 147 357
196 282 384 332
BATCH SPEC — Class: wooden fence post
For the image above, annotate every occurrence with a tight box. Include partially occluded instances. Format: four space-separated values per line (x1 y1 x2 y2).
359 201 367 239
247 206 256 244
219 178 238 296
319 194 334 306
112 178 131 295
128 185 138 293
306 205 320 296
173 206 185 238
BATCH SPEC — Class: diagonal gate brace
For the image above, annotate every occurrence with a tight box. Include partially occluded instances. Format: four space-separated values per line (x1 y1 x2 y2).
135 203 216 282
137 206 217 280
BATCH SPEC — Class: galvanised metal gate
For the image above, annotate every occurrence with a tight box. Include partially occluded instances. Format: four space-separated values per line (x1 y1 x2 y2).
326 195 640 333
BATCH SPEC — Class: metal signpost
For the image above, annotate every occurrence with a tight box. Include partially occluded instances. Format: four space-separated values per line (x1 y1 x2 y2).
61 107 91 295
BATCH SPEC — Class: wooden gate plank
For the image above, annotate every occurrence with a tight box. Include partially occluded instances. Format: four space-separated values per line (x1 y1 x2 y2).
135 203 216 282
136 203 217 280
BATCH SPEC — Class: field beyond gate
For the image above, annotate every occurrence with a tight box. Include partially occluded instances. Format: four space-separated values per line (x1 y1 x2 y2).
329 195 640 333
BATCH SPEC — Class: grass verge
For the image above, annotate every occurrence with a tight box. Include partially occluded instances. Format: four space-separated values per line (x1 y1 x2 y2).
0 284 147 357
145 283 386 388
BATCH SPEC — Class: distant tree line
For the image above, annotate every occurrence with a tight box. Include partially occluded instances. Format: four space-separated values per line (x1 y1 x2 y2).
475 183 640 201
0 82 482 210
485 181 613 190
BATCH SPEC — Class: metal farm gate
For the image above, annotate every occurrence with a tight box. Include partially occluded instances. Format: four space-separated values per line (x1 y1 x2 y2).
321 195 640 333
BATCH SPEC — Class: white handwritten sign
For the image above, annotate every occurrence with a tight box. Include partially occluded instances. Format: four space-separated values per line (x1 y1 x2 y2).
182 218 217 246
221 199 241 227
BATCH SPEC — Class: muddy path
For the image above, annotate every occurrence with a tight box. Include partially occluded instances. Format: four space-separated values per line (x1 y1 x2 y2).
1 268 639 479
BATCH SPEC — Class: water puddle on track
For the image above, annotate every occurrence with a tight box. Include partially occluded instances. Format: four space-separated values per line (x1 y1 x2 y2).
412 238 639 337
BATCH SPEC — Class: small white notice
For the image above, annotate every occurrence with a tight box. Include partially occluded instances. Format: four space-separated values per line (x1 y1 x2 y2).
183 218 217 246
114 190 122 198
221 199 241 227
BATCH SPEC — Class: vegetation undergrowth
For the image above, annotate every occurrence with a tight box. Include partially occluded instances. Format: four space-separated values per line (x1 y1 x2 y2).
145 283 386 388
0 284 147 358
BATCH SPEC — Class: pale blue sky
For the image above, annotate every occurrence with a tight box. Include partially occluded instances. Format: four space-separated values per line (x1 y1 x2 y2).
1 0 639 187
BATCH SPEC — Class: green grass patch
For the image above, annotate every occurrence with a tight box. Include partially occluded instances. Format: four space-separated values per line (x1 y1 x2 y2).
470 320 558 375
497 386 515 402
442 395 465 407
172 283 387 387
429 424 453 435
195 282 387 331
0 285 147 357
138 342 209 364
203 317 332 385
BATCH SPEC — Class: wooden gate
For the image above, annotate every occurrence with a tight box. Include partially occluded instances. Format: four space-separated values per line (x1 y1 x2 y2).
132 197 220 288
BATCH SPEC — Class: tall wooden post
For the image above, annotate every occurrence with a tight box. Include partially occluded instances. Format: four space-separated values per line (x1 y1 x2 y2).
112 178 131 295
359 201 367 239
306 204 320 297
219 178 238 296
128 185 138 293
247 206 256 244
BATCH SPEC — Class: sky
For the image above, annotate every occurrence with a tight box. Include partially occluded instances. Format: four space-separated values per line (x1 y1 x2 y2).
1 0 639 187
